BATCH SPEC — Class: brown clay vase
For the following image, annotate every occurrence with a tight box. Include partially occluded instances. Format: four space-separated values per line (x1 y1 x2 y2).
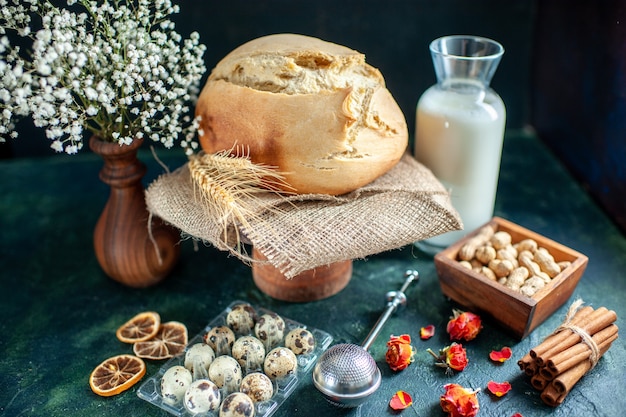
90 136 180 287
252 247 352 302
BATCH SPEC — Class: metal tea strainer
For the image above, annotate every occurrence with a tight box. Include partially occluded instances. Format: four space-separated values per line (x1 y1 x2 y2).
312 270 419 408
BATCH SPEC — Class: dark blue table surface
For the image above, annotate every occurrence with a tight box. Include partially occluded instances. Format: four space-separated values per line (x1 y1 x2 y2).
1 130 624 417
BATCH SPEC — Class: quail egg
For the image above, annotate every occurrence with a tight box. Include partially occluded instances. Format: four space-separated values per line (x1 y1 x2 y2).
204 325 236 355
263 346 298 380
183 379 221 415
284 327 315 355
240 372 274 403
160 365 192 405
184 343 215 377
254 313 285 348
231 336 265 372
227 303 257 334
208 355 242 391
219 392 255 417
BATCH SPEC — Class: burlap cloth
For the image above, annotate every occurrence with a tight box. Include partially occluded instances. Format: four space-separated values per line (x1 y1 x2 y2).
145 153 462 278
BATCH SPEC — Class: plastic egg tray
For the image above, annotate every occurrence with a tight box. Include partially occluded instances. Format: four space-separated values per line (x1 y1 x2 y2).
137 300 333 416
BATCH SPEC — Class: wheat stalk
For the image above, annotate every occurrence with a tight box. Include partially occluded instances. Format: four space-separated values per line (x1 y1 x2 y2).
188 147 292 258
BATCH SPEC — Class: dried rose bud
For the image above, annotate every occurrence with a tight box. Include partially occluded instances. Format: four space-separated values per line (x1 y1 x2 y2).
446 309 482 342
385 334 414 371
428 343 468 373
444 343 469 371
440 383 480 417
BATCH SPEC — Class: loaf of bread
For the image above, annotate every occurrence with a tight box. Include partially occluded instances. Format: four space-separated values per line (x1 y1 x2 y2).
195 33 408 195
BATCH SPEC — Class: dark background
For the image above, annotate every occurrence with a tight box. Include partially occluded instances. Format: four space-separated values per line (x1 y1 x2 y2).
1 0 624 232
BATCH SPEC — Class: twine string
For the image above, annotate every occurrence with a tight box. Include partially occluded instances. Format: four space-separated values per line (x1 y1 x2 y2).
147 211 164 266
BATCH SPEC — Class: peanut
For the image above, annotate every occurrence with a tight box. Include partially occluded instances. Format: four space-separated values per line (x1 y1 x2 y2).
519 276 546 297
491 231 512 250
519 285 538 297
558 260 572 271
497 246 519 267
458 225 495 261
477 224 496 240
470 259 483 269
519 252 542 276
475 245 497 264
536 271 552 284
479 266 497 281
515 238 538 253
489 259 514 278
533 249 561 278
508 266 530 286
455 224 567 298
459 260 473 270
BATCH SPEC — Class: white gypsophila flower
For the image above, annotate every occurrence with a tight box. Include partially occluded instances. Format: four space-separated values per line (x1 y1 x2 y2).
0 0 206 153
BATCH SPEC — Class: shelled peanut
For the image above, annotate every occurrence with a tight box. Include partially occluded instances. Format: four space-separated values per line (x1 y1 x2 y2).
457 226 572 297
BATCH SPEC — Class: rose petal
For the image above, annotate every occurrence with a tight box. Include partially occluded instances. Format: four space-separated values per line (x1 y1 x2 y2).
511 414 524 417
487 380 512 397
390 390 413 410
420 324 435 340
489 347 513 362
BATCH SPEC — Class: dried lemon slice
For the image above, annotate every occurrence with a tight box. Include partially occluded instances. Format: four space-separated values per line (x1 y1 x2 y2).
116 311 161 343
89 354 146 397
133 321 188 360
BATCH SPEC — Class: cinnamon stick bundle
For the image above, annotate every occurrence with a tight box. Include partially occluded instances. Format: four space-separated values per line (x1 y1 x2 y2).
519 300 618 407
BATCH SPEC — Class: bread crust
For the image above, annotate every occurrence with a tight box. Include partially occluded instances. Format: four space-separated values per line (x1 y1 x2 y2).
196 34 408 195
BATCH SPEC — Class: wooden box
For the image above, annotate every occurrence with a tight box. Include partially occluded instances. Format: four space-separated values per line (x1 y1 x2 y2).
434 217 588 339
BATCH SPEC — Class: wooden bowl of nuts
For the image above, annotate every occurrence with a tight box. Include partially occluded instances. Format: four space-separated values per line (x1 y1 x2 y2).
434 217 588 339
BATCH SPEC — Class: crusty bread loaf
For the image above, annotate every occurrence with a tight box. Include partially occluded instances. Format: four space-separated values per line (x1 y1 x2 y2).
195 33 408 195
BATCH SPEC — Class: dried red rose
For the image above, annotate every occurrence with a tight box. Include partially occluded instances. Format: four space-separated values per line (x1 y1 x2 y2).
420 324 435 340
489 346 513 363
487 380 512 397
428 343 468 373
444 343 469 371
446 309 482 342
385 334 415 371
389 390 413 410
440 383 480 417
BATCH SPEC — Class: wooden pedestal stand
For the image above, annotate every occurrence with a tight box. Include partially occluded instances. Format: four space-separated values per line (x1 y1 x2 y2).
251 247 352 302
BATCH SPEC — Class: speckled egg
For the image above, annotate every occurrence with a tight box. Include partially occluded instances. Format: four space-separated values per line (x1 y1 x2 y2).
208 355 243 391
219 392 255 417
160 365 193 405
263 347 298 380
240 372 274 403
231 336 266 372
254 313 285 348
184 343 216 377
183 379 221 415
227 303 257 334
204 325 236 356
284 328 315 355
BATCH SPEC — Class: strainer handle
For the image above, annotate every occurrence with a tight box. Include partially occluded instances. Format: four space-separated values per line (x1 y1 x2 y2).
361 270 418 350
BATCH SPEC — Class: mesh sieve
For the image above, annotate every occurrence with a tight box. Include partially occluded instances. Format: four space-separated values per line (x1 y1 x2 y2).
312 270 418 408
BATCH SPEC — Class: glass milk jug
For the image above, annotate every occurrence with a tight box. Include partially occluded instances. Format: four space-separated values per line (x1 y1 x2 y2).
414 35 505 254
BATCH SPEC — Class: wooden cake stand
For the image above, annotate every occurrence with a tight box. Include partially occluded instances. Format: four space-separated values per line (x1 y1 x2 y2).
251 247 352 302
